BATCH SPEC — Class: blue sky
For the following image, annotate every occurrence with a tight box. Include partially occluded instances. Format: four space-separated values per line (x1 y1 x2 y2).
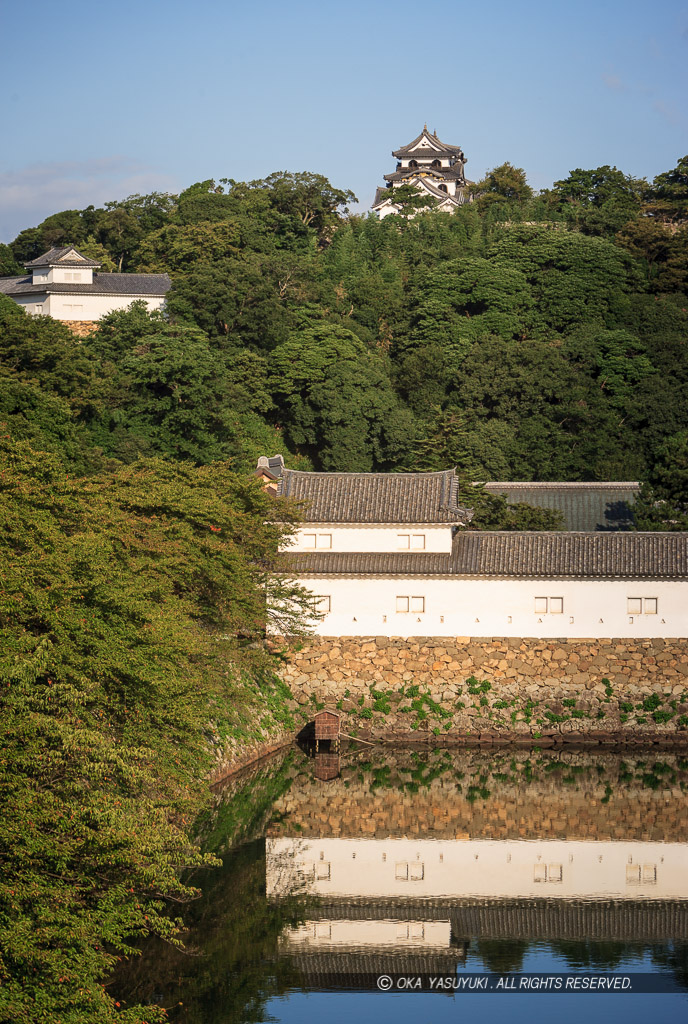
1 0 687 240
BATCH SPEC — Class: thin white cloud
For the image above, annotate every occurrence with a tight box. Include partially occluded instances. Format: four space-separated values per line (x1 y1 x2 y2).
652 98 684 128
0 157 178 242
601 73 627 93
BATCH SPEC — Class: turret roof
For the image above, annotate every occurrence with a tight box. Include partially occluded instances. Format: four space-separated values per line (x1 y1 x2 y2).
392 126 465 159
24 246 101 269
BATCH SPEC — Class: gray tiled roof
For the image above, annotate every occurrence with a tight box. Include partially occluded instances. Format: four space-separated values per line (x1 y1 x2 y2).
483 482 640 532
383 166 466 183
371 179 466 212
283 531 688 579
24 246 101 268
277 468 472 524
392 128 465 158
0 273 171 297
255 454 285 480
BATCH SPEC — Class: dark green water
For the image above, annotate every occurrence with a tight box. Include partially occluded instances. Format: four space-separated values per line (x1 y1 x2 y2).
114 746 688 1023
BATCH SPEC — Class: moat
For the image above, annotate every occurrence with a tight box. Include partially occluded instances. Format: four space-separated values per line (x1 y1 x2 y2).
115 745 688 1023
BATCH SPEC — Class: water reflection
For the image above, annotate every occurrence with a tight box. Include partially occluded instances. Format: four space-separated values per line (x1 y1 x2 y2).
114 746 688 1021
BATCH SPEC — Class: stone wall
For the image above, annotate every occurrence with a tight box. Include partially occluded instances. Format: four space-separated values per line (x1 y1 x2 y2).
268 749 688 843
58 319 98 337
279 636 688 739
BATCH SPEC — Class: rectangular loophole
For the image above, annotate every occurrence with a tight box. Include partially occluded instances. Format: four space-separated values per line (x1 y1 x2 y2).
548 863 563 883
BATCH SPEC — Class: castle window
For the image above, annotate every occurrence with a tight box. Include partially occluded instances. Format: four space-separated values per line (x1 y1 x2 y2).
398 534 426 550
431 159 441 169
534 597 563 614
302 533 331 549
410 596 425 613
396 596 409 613
409 160 418 169
312 595 331 616
437 184 448 193
627 597 657 615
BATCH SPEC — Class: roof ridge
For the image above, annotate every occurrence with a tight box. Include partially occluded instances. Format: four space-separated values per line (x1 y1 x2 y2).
482 481 640 488
281 468 455 478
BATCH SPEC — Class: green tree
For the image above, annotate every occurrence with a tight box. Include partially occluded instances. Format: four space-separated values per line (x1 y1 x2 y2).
473 162 534 211
88 305 275 468
543 165 646 235
0 439 309 1022
380 183 437 217
268 322 415 470
646 155 688 224
634 431 688 530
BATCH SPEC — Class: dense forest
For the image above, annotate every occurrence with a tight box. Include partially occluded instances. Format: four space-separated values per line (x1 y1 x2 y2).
1 157 688 1021
1 158 687 521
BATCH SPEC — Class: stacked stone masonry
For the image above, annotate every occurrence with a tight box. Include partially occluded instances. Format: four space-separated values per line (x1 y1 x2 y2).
268 751 688 843
59 320 98 337
279 636 688 738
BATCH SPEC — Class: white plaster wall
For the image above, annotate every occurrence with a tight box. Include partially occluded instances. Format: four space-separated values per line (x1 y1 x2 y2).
267 836 688 901
12 294 50 315
283 919 452 950
50 266 94 284
50 293 166 320
287 525 453 553
376 203 399 219
299 577 688 639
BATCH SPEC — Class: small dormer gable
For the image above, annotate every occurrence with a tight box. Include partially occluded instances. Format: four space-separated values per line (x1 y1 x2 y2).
25 246 100 285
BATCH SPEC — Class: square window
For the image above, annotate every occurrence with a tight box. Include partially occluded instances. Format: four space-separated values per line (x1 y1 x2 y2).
534 597 548 614
533 864 547 883
299 860 315 877
644 598 657 615
395 862 409 880
411 534 426 550
410 923 425 939
317 534 332 549
302 534 316 549
410 596 425 613
409 862 425 880
642 863 657 884
396 596 409 613
314 595 331 615
626 864 641 884
397 534 410 549
549 598 563 615
396 923 410 940
315 921 332 938
548 863 563 883
627 598 642 615
316 861 331 880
